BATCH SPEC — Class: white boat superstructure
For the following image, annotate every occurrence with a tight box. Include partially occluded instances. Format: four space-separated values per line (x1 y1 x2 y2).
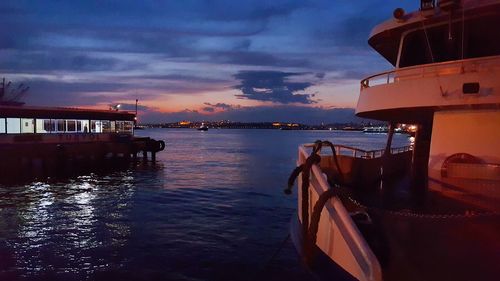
290 1 500 280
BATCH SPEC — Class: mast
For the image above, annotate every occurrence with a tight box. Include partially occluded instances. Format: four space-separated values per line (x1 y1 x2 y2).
135 99 138 125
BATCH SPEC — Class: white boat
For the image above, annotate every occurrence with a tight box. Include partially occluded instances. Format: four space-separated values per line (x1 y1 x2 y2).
362 126 388 133
288 1 500 280
363 126 405 134
197 122 208 131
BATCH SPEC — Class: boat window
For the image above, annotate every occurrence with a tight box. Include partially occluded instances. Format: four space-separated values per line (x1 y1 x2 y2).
6 118 21 134
66 120 76 132
76 120 82 132
399 14 500 67
56 119 66 132
101 120 111 133
91 120 102 133
116 121 124 132
46 120 55 132
0 118 5 133
21 118 35 133
36 119 53 133
464 15 500 59
400 29 433 67
124 121 133 132
114 121 133 133
81 120 89 133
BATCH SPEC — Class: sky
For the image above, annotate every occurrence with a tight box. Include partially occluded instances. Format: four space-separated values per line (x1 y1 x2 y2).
0 0 418 124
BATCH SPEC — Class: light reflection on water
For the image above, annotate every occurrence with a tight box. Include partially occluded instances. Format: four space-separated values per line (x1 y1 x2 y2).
0 129 409 281
1 173 136 279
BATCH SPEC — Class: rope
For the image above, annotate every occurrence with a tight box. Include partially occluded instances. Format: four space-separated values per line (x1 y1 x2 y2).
262 234 290 271
285 139 345 265
319 140 344 185
286 165 304 195
308 188 337 245
251 234 291 280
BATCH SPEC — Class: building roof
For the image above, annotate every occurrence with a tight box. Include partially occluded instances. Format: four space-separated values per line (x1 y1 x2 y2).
0 105 135 121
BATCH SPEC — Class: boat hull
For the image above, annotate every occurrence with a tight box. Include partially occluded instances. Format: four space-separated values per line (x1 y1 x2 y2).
290 214 358 281
293 146 383 281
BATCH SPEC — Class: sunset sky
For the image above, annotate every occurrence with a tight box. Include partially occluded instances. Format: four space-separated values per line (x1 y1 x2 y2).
0 0 417 124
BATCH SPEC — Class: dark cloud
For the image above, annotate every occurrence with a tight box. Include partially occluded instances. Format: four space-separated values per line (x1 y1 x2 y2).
233 71 316 104
209 50 310 67
203 1 305 22
233 39 252 51
8 77 159 108
203 102 238 111
139 74 230 84
0 51 125 72
202 102 240 113
202 106 215 112
3 73 233 110
315 72 325 79
0 0 417 78
0 1 301 54
21 79 127 106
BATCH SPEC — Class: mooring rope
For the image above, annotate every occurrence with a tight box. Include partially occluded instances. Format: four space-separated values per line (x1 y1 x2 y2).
285 139 345 265
261 233 291 272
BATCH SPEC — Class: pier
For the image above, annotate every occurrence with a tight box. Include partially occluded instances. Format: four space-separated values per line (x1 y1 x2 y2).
0 105 166 182
0 135 165 181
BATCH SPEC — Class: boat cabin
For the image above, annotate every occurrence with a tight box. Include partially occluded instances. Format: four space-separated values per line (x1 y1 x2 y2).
356 0 500 187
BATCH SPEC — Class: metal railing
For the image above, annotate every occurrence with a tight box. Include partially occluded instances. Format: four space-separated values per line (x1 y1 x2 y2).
360 55 500 89
304 143 413 159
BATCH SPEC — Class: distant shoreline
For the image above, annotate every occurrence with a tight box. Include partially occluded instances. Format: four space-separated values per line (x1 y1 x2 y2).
135 122 379 131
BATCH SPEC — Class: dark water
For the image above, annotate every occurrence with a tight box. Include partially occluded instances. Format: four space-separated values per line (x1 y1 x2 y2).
0 129 409 281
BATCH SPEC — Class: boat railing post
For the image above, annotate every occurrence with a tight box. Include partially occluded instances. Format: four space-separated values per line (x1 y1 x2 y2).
384 122 396 156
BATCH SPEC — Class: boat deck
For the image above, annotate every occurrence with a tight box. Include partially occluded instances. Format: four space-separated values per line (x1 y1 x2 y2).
327 173 500 281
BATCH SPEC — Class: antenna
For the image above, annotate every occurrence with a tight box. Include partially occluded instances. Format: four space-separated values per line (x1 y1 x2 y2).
135 98 139 125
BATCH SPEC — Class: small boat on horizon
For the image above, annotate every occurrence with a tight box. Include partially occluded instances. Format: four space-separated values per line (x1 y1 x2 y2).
363 126 404 134
362 126 388 133
197 122 208 131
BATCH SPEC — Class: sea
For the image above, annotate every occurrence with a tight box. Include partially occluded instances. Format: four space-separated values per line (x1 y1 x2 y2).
0 129 410 281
